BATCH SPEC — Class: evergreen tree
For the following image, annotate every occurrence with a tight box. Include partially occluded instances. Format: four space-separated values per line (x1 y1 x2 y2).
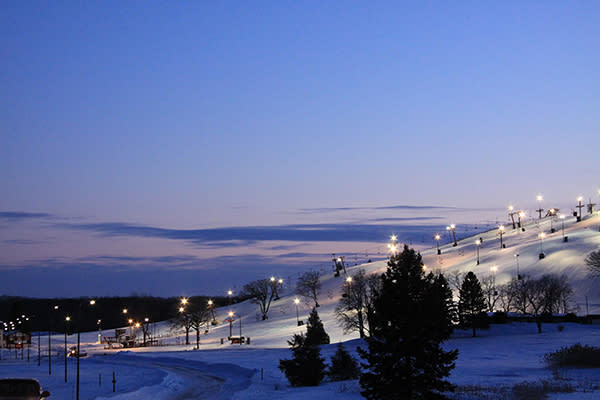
328 343 360 381
458 271 487 337
358 245 458 400
278 333 326 386
305 307 330 346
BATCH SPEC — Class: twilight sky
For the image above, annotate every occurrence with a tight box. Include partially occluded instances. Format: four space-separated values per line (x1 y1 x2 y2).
1 1 599 297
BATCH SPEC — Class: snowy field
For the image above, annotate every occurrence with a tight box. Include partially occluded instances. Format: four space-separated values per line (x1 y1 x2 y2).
2 212 600 399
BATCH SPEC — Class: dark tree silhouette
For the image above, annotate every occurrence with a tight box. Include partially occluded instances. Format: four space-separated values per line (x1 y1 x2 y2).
458 271 487 337
328 343 360 381
279 333 326 386
359 245 458 400
305 307 329 346
335 269 379 338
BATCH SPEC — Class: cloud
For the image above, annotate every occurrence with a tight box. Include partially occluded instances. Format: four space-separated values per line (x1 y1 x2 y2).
296 205 456 214
0 211 53 220
57 221 454 245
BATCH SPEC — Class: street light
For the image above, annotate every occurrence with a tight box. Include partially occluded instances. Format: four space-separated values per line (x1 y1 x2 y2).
549 208 556 232
434 234 441 255
388 234 399 254
498 225 505 248
508 205 517 229
227 290 233 305
518 211 526 231
536 195 544 219
228 311 234 338
475 239 481 265
559 214 567 242
576 196 584 222
538 232 546 259
515 253 521 280
294 298 302 326
64 316 70 383
447 224 458 246
76 299 96 400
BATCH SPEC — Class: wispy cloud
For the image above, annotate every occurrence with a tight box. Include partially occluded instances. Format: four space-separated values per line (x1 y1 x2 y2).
56 221 452 245
0 211 53 220
296 205 456 214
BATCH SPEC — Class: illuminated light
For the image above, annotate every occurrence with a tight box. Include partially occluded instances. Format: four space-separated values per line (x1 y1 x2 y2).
435 234 441 240
346 276 353 283
537 195 543 202
294 298 300 305
89 299 96 305
228 311 234 318
270 276 275 282
178 307 184 313
227 290 233 296
122 309 128 314
508 205 514 211
208 300 213 306
180 297 188 305
490 266 498 273
144 318 149 322
65 316 71 322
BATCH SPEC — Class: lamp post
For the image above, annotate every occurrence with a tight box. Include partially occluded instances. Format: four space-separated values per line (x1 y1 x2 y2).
76 299 96 400
346 276 353 297
508 205 517 229
576 196 584 222
97 319 102 345
490 266 498 299
294 298 301 326
388 235 398 255
515 253 521 280
49 304 59 375
559 214 567 242
518 212 526 231
447 225 458 246
227 290 233 306
64 316 70 383
475 239 481 265
228 311 233 338
498 225 505 248
536 195 544 219
538 232 546 259
207 299 215 328
434 234 441 255
549 208 556 233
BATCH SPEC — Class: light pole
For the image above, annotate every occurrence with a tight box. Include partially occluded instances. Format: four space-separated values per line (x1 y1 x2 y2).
447 225 458 246
76 299 96 400
207 299 215 327
538 232 546 259
434 234 441 255
576 196 584 222
228 311 233 338
49 304 59 375
549 208 556 233
518 212 526 231
294 298 301 326
536 195 544 219
388 235 398 255
490 266 498 299
498 225 505 248
515 253 521 280
227 290 233 306
345 276 353 298
508 205 517 229
64 316 70 383
559 214 567 242
475 239 481 265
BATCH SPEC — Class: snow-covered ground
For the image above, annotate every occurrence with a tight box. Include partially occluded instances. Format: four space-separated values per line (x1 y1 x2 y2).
2 212 600 399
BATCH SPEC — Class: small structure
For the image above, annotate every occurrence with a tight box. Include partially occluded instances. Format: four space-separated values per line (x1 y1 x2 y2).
1 330 31 349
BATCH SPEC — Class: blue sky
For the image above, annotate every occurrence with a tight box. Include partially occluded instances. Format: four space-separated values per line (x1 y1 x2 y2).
1 1 599 297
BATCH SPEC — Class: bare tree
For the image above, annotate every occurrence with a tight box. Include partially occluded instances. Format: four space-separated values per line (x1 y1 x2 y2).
296 270 322 308
335 269 380 338
242 279 278 320
481 275 500 312
189 308 210 349
496 280 519 313
586 250 600 276
171 311 194 345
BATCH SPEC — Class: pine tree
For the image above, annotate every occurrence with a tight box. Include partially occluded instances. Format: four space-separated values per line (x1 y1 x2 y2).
458 271 487 337
305 307 330 346
358 245 458 400
328 343 360 381
278 333 326 386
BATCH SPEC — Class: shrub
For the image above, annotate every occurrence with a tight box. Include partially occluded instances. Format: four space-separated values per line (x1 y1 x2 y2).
328 343 360 381
279 333 326 386
544 343 600 368
512 379 574 400
491 311 508 324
